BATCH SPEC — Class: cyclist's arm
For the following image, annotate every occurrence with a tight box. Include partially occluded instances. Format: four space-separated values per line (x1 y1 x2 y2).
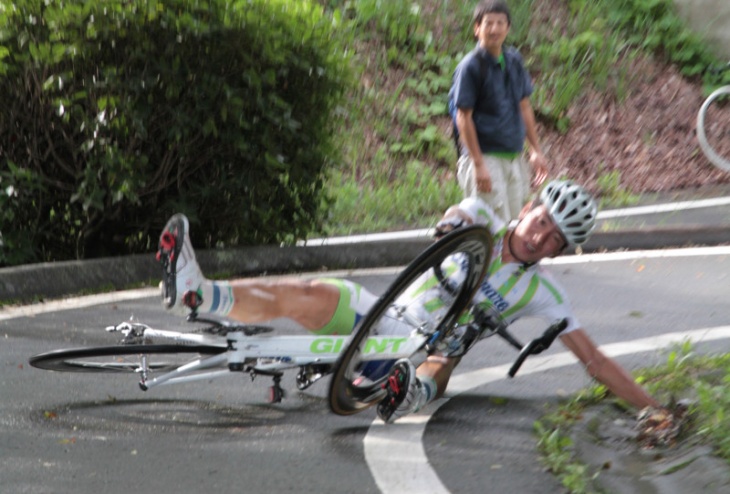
559 328 660 409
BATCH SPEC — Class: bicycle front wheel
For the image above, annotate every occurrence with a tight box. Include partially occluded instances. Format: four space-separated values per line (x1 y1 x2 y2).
29 344 225 374
328 226 492 416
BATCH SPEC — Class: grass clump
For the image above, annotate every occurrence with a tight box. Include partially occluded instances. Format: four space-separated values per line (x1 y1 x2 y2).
534 341 730 492
534 387 609 494
594 170 640 208
322 161 461 236
638 342 730 460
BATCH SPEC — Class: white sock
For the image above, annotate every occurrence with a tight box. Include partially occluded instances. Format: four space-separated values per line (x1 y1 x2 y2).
197 281 234 317
413 376 438 412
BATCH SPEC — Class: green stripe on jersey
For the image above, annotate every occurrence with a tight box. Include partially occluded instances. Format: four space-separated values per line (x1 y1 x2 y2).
487 228 509 277
540 276 564 304
424 298 447 313
501 275 540 319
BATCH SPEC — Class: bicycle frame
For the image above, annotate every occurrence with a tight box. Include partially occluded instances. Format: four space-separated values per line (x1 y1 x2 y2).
117 325 427 392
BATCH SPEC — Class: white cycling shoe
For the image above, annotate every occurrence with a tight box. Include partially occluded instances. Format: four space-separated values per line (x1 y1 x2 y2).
376 359 426 424
157 213 204 316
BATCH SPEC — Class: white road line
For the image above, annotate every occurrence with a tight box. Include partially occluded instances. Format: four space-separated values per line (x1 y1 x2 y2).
0 267 405 322
302 196 730 245
3 247 729 322
544 245 730 265
597 196 730 219
0 288 158 322
364 325 730 494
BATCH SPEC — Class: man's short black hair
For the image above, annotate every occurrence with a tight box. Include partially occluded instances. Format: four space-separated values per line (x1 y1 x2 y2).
473 0 512 26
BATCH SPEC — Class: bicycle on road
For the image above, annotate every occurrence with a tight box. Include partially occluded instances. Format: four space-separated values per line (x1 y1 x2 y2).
29 226 567 412
696 62 730 173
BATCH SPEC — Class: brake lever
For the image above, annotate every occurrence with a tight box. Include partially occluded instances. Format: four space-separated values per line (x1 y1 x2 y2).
508 318 568 378
471 306 523 350
495 325 523 351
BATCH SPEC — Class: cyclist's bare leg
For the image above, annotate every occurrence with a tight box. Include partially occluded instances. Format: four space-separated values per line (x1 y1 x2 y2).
216 279 340 331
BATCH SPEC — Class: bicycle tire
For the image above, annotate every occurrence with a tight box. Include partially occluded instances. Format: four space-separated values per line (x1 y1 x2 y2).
697 85 730 173
328 226 492 416
29 344 226 373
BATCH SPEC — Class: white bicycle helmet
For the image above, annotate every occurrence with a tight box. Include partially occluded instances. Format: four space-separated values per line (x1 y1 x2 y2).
539 180 597 246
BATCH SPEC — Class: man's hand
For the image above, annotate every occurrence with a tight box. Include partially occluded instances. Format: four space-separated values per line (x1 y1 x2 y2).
473 159 492 193
529 150 548 188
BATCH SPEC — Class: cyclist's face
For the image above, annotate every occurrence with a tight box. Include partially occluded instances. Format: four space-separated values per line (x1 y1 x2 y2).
511 205 567 262
474 13 510 55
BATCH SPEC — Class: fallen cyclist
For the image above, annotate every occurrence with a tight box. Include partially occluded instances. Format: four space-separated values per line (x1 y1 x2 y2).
157 180 664 424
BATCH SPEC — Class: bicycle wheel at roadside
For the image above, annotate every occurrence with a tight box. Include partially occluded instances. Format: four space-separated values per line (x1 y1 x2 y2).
29 344 225 374
696 66 730 172
328 226 492 416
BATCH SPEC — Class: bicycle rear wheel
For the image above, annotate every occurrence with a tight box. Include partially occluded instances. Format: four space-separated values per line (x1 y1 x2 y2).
29 345 225 374
328 226 491 416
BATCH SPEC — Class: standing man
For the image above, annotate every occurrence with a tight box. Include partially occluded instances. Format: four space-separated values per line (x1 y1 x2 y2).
449 0 548 222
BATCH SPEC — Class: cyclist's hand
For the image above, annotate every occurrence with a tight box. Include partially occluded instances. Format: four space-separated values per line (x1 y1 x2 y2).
635 400 691 448
434 217 465 239
434 208 473 239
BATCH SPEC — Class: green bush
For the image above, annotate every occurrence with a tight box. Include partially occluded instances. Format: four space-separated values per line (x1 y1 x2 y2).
601 0 719 80
0 0 351 266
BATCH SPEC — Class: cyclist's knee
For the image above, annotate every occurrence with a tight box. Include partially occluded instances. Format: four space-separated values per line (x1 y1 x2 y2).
274 279 340 330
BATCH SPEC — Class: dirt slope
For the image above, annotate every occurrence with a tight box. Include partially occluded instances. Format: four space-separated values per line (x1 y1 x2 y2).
539 55 730 195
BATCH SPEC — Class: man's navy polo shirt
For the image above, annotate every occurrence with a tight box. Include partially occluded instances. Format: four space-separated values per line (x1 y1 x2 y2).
449 45 533 154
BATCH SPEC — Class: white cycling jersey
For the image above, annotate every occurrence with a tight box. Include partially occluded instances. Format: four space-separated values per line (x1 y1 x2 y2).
457 197 580 333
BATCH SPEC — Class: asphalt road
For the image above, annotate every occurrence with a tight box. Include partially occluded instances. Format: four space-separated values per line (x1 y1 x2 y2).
3 246 730 493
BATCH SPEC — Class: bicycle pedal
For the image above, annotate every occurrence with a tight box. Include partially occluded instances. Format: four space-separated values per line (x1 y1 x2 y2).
387 371 403 393
182 290 202 310
159 232 176 251
376 397 397 418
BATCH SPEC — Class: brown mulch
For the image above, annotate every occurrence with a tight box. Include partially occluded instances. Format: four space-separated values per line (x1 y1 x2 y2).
540 56 730 195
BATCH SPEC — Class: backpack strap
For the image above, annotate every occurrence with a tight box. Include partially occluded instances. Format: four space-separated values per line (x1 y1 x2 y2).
452 49 488 160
